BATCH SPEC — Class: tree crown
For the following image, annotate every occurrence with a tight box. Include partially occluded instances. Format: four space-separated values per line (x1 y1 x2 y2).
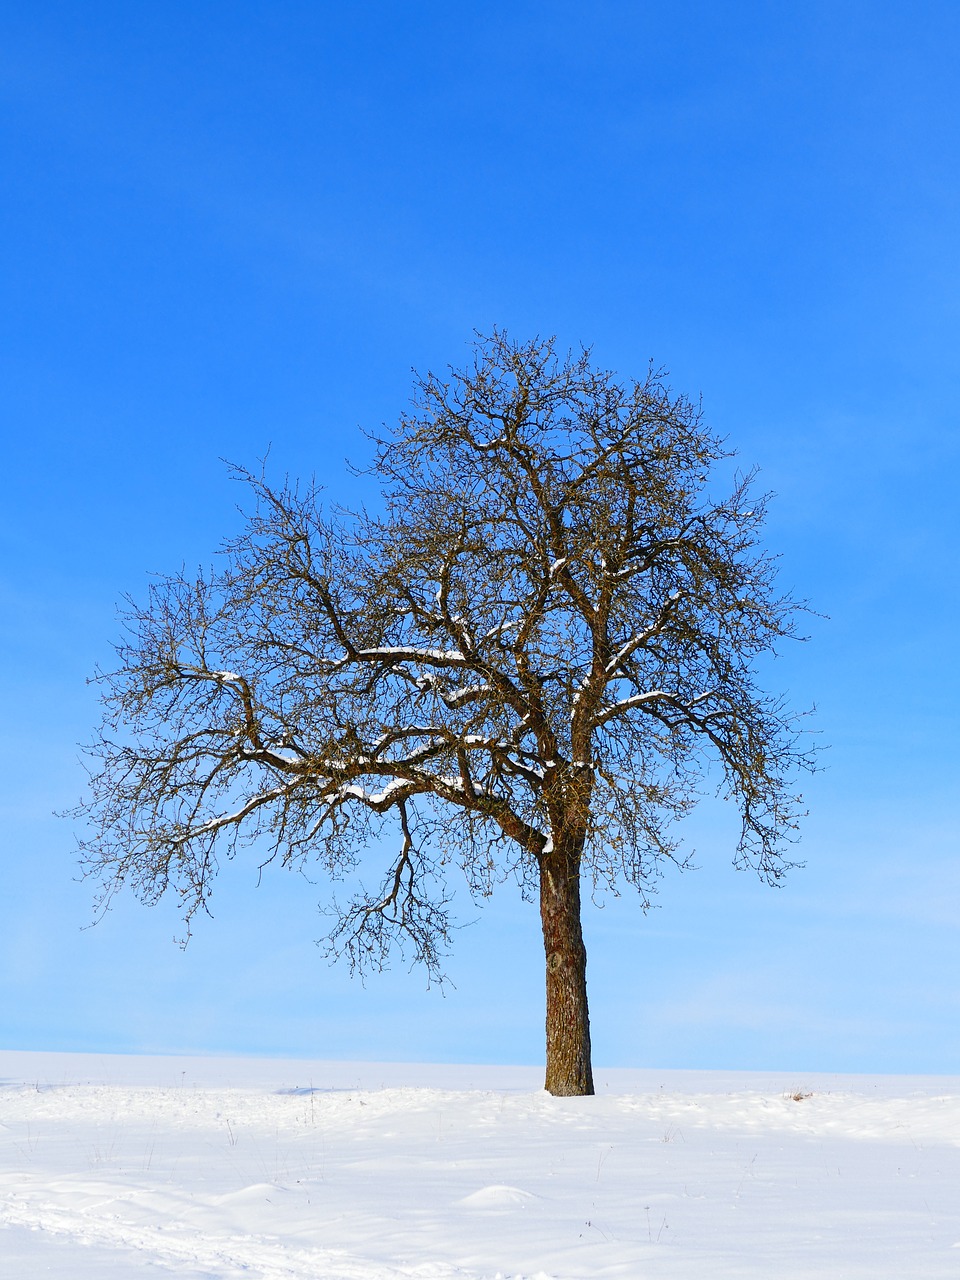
77 332 812 977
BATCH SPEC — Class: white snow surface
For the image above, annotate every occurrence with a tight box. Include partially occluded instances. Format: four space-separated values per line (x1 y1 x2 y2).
2 1051 959 1278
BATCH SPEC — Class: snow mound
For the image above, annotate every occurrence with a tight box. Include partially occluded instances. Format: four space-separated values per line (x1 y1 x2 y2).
457 1184 541 1208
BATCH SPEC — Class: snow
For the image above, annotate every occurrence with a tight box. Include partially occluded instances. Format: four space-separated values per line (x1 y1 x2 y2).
2 1051 959 1278
355 646 467 666
336 778 411 806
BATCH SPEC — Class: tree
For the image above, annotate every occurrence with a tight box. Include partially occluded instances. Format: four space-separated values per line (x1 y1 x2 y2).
77 332 812 1096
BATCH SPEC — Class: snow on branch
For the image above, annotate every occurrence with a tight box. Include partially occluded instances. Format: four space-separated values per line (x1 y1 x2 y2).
603 592 683 674
352 644 468 666
593 688 690 728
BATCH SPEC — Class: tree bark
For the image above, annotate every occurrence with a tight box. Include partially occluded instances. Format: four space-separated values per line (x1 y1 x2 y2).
539 845 595 1096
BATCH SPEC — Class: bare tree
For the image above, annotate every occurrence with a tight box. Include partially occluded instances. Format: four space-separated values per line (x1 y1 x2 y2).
76 332 813 1096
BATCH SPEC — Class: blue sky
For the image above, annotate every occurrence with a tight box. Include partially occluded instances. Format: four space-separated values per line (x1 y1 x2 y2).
2 0 959 1072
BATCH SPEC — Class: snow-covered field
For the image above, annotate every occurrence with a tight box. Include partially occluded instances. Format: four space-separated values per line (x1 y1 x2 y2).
1 1051 958 1278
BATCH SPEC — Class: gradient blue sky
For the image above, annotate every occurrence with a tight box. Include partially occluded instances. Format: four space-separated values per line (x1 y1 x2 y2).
2 1 959 1072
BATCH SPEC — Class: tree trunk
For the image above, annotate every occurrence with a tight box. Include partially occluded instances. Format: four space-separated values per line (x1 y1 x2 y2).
539 845 594 1096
